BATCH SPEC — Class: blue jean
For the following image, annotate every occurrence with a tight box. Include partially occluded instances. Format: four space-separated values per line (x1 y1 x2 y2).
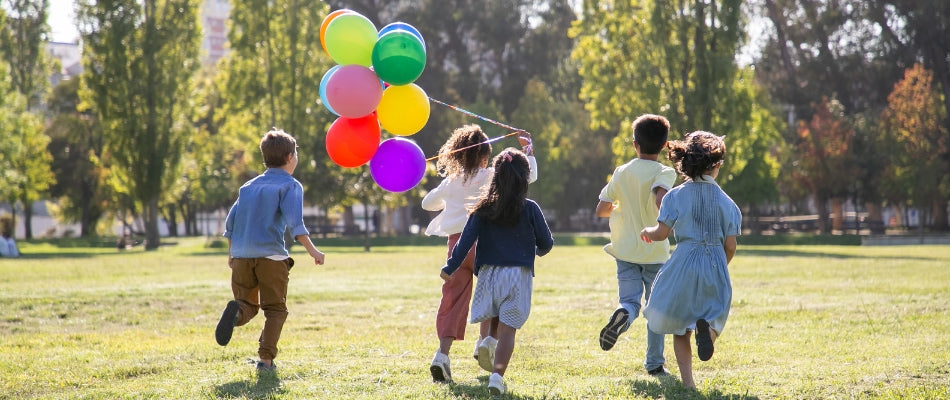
616 259 665 370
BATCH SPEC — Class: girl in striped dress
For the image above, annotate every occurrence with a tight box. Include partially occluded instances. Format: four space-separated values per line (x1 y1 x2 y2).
423 125 536 383
441 148 554 396
640 131 741 389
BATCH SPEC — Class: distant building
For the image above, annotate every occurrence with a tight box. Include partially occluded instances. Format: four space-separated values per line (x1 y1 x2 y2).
45 0 230 79
201 0 231 66
47 41 82 85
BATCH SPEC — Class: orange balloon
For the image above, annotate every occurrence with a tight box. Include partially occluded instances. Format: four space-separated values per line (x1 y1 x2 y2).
321 9 355 56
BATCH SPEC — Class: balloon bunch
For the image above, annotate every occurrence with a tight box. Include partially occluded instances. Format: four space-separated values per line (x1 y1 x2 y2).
319 9 429 193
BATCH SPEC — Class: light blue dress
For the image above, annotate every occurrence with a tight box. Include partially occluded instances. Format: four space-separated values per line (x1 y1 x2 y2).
643 176 742 336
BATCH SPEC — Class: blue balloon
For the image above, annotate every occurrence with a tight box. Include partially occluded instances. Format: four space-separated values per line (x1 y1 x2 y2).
378 22 425 52
319 65 341 116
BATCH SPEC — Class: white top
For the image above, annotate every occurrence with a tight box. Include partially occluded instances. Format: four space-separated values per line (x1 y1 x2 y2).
422 156 538 236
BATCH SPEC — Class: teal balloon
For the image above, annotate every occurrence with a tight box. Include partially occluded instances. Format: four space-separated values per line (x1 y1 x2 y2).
319 65 341 116
372 30 426 86
325 13 378 66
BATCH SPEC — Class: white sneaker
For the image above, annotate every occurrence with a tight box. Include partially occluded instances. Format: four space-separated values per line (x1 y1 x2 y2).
488 372 506 395
430 351 452 383
473 337 481 360
477 336 497 372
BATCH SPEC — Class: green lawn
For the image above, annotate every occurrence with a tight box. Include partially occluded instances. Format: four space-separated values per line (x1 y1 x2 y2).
1 237 948 399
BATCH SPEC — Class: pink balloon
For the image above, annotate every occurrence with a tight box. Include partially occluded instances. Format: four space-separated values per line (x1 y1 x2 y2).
325 65 383 118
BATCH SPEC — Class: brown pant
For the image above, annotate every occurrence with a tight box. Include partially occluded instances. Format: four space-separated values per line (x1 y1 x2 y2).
230 257 292 360
436 234 476 340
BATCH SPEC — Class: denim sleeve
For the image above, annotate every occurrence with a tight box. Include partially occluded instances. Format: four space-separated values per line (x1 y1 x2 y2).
282 180 310 237
223 199 238 238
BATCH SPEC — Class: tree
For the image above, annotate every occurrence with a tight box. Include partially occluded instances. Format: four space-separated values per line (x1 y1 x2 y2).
571 0 780 220
881 64 949 231
755 0 950 230
789 97 858 233
1 0 55 239
45 78 108 237
78 0 201 249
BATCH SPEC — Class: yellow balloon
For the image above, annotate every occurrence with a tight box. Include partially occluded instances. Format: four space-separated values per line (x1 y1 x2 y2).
377 84 430 136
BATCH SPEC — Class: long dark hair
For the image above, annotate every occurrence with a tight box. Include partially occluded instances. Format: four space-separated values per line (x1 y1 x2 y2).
471 148 529 226
667 131 726 180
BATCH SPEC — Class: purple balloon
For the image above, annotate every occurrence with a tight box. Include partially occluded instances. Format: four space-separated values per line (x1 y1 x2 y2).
370 138 426 192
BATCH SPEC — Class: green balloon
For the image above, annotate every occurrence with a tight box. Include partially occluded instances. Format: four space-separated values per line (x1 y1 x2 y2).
372 30 426 85
325 13 378 66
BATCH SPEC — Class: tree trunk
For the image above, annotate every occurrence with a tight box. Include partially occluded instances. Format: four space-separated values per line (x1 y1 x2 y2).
816 195 830 234
831 198 844 232
343 206 356 235
23 200 34 239
145 197 161 250
748 206 761 235
933 197 949 231
165 205 179 237
865 202 885 234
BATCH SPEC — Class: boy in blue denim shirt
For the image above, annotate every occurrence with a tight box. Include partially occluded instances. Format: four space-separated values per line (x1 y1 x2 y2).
215 129 325 372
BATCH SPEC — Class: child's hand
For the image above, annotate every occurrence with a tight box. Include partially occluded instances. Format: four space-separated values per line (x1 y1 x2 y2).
640 228 653 243
517 131 533 155
310 249 325 265
440 271 452 281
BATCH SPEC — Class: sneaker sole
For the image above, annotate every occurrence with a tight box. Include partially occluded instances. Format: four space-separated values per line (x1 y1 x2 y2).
215 300 240 346
598 308 629 351
430 364 450 383
695 318 714 361
488 386 504 395
477 344 494 372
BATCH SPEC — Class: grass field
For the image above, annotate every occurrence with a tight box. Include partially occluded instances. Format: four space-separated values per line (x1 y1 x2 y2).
1 237 948 399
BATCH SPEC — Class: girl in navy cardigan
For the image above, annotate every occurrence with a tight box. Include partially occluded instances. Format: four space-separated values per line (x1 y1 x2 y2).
441 148 554 396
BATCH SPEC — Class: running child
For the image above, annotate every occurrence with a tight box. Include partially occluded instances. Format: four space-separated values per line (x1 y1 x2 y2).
215 129 326 373
422 124 536 382
640 131 741 389
595 114 676 376
440 148 554 395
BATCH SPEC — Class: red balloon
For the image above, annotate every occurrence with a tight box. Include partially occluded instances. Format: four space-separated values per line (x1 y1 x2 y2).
325 114 380 168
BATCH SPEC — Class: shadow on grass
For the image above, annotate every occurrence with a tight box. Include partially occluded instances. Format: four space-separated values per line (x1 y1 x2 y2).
629 376 760 400
446 375 540 399
214 372 284 399
738 248 941 261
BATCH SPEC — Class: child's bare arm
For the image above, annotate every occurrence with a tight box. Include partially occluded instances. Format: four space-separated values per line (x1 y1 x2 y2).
595 200 613 218
653 187 668 209
640 222 671 243
724 235 737 263
295 234 325 265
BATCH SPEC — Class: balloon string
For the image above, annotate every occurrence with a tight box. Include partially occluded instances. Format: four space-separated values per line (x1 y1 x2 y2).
425 132 518 162
428 97 526 133
426 97 530 162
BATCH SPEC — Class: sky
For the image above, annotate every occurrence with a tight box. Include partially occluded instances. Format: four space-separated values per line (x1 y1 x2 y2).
48 0 78 43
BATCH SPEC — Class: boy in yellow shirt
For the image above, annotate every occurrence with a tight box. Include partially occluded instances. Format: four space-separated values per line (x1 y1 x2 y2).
595 114 675 376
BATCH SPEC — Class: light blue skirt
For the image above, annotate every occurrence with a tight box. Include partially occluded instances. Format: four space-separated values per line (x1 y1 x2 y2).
643 242 732 335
